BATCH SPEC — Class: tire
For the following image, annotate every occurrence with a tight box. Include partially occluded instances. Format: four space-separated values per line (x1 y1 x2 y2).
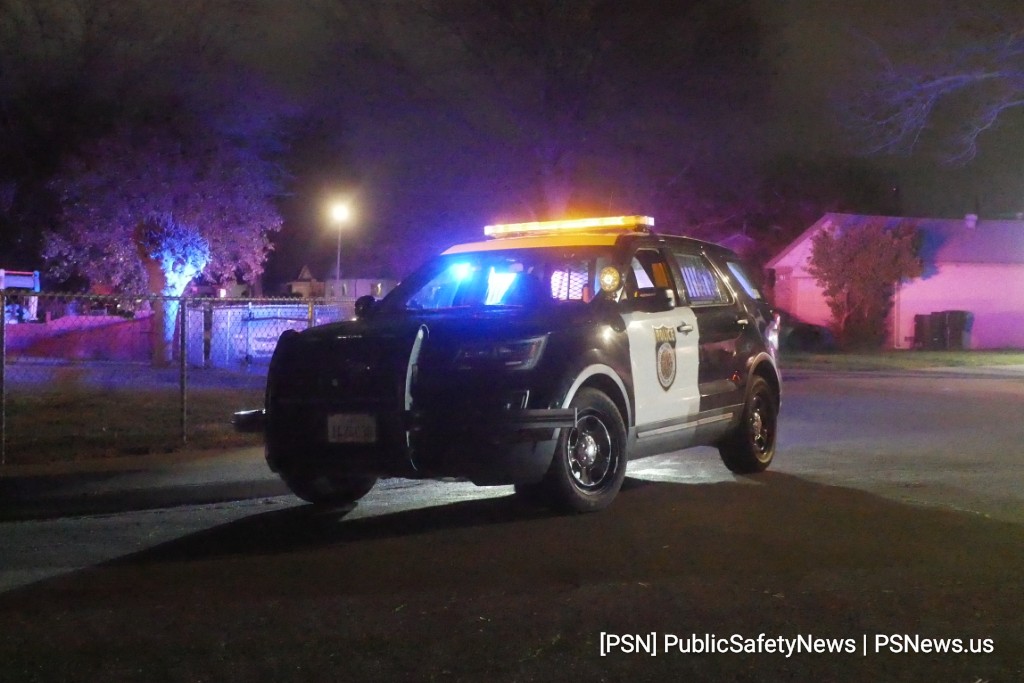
540 388 627 513
280 470 378 507
718 376 777 474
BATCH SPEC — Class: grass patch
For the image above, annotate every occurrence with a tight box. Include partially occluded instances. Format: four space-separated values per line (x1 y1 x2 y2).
3 350 1021 465
3 386 264 466
780 349 1024 371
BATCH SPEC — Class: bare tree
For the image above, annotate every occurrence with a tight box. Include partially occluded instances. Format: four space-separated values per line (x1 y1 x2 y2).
843 4 1024 163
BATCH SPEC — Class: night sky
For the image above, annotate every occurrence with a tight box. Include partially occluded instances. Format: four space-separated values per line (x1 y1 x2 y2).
250 0 1024 282
2 0 1022 289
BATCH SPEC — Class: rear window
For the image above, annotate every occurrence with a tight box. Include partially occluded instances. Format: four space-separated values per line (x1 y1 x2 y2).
673 252 730 305
725 261 763 300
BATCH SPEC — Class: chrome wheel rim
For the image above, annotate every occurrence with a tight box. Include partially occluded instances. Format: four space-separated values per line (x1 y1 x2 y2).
749 392 774 462
566 412 614 489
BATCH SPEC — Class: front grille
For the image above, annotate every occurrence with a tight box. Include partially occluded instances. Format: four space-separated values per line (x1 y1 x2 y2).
271 334 406 407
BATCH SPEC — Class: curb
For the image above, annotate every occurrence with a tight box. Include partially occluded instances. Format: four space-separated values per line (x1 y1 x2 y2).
782 365 1024 380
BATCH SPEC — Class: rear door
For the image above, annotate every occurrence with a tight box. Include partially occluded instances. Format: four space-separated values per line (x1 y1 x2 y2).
670 248 747 412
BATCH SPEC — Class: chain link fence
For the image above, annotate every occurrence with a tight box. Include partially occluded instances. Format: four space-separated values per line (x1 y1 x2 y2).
0 291 355 466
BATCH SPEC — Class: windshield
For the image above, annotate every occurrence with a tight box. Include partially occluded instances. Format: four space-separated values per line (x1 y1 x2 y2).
379 247 616 314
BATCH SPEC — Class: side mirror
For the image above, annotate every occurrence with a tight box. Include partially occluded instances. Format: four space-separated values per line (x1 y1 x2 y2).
354 294 377 319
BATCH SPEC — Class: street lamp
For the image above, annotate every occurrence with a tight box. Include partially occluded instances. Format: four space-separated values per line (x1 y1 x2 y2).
329 202 350 299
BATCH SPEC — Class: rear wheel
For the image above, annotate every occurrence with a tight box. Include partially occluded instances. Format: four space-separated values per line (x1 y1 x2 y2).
280 470 378 507
540 388 627 513
718 376 777 473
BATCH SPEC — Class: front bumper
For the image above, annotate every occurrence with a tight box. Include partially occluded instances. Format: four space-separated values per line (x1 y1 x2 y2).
409 407 575 484
238 404 576 485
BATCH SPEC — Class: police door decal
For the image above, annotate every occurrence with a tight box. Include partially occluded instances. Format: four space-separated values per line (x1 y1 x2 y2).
654 325 676 390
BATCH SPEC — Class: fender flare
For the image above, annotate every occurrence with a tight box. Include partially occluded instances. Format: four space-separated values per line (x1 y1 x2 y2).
746 351 781 389
559 363 632 426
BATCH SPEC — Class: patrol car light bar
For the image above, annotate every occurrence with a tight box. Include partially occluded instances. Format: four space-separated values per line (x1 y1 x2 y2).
483 215 655 238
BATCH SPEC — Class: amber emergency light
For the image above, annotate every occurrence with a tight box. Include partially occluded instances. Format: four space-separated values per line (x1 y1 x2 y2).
484 215 655 238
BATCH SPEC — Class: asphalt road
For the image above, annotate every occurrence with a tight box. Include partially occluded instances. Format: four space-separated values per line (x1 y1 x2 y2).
0 368 1021 681
775 368 1024 525
1 368 1022 590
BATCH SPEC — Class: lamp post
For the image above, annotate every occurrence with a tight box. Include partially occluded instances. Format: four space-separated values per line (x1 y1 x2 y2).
329 202 350 299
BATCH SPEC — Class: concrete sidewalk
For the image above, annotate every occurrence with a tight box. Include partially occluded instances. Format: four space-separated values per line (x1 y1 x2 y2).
0 446 288 521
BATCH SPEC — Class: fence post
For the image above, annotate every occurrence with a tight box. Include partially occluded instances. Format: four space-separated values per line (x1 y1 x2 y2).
307 300 314 328
0 289 5 466
179 296 187 445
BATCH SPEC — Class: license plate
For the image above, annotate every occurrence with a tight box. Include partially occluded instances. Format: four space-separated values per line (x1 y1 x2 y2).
327 413 377 444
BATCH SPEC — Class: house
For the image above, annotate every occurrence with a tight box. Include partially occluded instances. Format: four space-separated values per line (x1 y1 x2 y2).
766 213 1024 350
284 265 398 301
284 265 325 298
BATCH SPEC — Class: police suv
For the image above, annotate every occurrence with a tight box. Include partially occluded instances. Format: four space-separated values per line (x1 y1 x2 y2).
238 215 781 512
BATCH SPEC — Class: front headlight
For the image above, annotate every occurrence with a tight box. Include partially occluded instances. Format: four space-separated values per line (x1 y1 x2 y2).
455 335 547 371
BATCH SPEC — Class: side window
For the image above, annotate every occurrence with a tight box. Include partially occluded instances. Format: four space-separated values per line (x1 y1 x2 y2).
673 252 730 306
626 249 675 292
725 261 763 300
549 260 592 302
627 248 674 297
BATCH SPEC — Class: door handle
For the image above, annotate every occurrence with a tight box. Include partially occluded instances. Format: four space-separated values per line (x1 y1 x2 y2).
736 317 749 327
677 323 694 334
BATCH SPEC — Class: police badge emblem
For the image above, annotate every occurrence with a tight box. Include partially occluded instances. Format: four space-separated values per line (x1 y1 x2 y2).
653 326 677 390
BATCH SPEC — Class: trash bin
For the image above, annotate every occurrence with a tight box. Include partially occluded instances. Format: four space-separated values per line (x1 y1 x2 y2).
943 310 970 350
928 311 948 350
913 314 931 350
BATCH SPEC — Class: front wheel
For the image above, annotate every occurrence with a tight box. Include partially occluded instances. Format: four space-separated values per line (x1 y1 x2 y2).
718 376 778 474
540 388 627 513
280 470 378 507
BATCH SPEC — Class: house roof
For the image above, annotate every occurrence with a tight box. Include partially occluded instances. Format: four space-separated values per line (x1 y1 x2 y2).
293 265 316 282
767 213 1024 269
717 231 758 256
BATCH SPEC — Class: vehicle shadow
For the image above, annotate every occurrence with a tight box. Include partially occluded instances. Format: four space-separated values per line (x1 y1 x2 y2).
105 475 662 566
